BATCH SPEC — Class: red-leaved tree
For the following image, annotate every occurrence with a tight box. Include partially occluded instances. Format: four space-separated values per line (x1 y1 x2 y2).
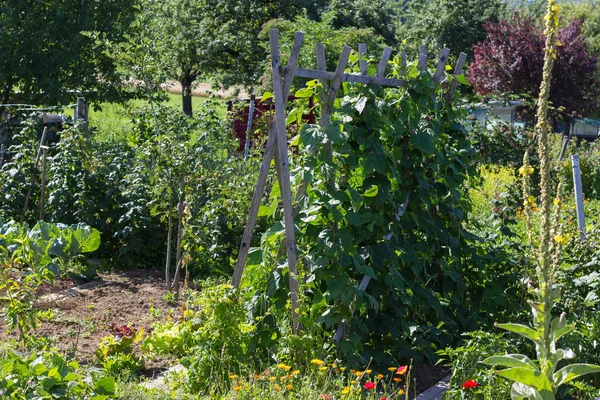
469 17 598 116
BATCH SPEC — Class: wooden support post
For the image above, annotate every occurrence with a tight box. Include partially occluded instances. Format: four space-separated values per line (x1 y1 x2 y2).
572 154 587 239
433 48 451 84
445 53 467 102
39 146 49 221
75 97 88 132
21 126 48 223
165 200 173 290
358 43 368 75
0 144 6 169
270 29 304 333
418 45 428 70
375 47 393 79
232 119 279 288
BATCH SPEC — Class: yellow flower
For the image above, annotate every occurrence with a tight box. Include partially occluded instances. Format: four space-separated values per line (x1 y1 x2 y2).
268 377 276 382
524 195 537 208
554 235 568 245
365 369 372 374
387 367 396 372
229 374 238 379
519 165 534 176
278 363 291 371
311 359 325 366
355 371 363 377
350 380 356 384
292 370 300 376
340 367 346 372
377 373 384 380
331 363 337 367
234 385 242 392
341 387 350 395
399 389 405 395
402 39 407 45
286 384 293 390
320 366 328 371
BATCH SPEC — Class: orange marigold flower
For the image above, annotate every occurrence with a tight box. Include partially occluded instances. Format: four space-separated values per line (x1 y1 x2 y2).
377 373 384 380
396 365 408 375
234 385 242 392
311 359 325 366
393 377 401 383
286 384 293 390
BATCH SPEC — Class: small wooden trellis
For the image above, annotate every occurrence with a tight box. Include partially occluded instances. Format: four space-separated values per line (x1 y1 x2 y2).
231 29 467 334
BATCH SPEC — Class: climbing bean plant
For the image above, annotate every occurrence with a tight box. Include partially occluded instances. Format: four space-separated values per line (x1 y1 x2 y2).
243 57 515 365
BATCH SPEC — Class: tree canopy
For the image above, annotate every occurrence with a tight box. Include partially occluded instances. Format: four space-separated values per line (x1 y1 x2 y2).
0 0 136 107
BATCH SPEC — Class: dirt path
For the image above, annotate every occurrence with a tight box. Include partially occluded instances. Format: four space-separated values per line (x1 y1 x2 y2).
162 81 249 98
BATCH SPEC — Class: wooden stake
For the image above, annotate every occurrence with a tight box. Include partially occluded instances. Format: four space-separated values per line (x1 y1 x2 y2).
232 31 304 290
358 43 368 75
39 146 48 221
232 118 279 288
0 144 6 169
21 126 48 223
433 48 450 84
446 52 467 102
270 29 304 333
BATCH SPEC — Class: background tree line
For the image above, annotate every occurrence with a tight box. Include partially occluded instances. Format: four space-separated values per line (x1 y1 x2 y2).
1 0 599 116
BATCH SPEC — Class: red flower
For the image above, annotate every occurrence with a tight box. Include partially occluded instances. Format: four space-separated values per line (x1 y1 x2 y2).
363 382 376 390
396 365 408 375
381 398 388 400
462 380 478 389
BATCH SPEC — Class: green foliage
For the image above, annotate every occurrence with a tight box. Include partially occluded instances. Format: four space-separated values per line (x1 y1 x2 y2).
0 220 100 338
241 52 522 366
327 0 397 43
0 0 137 106
557 143 600 200
0 348 116 399
396 0 507 58
142 283 250 394
438 331 515 399
262 12 385 84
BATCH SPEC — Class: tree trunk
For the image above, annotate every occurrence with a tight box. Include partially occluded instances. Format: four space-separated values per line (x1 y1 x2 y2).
181 77 193 117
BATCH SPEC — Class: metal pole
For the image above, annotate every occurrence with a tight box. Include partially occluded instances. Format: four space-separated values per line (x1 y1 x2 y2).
571 154 586 239
244 97 255 161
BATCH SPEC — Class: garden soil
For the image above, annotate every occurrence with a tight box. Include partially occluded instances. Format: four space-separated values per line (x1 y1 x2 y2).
0 269 449 392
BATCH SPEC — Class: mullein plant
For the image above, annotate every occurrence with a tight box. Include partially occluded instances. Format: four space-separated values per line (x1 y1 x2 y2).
483 0 600 398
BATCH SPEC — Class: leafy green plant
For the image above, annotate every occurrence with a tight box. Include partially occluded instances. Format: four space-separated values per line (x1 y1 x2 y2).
0 348 116 399
0 220 101 338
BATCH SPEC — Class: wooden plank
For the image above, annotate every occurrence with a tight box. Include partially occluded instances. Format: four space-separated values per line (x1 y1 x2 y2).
233 31 304 290
270 28 303 333
231 121 278 288
433 47 450 84
294 68 405 87
446 52 467 102
375 47 393 78
316 43 329 126
358 43 368 75
400 51 407 76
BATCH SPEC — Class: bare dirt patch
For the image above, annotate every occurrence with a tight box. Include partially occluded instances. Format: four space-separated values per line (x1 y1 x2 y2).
0 269 180 370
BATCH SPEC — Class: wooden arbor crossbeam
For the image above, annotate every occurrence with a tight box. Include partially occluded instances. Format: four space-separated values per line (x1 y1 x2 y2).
231 29 467 335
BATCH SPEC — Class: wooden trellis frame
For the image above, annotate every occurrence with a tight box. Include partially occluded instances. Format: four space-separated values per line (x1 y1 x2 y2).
232 29 467 335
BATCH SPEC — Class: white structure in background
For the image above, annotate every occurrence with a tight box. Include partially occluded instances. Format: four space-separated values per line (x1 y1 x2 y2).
571 118 600 142
468 100 525 129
